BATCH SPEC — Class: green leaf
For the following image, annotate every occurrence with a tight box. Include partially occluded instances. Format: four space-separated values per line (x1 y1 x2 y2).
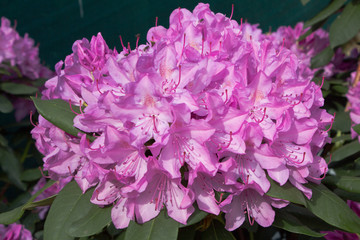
0 206 25 225
125 210 179 240
332 109 352 132
31 97 83 138
323 176 360 193
273 209 325 237
24 195 57 210
353 124 360 135
327 140 360 163
311 47 334 69
0 147 26 190
0 82 38 95
334 188 360 202
266 178 306 205
201 220 236 240
305 183 360 234
44 181 83 240
0 94 13 113
179 205 208 228
304 0 346 28
284 204 336 231
0 180 55 224
330 1 360 48
67 203 112 237
21 168 42 182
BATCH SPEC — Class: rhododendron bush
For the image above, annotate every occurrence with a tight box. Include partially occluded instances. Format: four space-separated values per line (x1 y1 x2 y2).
1 2 360 240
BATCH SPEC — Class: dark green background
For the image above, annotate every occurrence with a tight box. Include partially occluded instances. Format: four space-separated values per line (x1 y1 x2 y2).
1 0 329 68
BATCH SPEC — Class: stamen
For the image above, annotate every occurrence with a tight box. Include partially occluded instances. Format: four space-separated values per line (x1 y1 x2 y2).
79 100 84 115
215 193 224 204
119 35 126 51
30 111 38 127
229 4 234 20
255 108 267 123
136 34 140 50
323 112 336 133
155 16 158 27
177 34 186 66
38 167 51 179
315 77 325 93
127 42 131 53
69 99 80 115
218 41 222 55
292 93 303 106
276 38 285 57
222 131 233 150
178 8 182 28
96 79 103 94
152 115 159 133
237 18 243 36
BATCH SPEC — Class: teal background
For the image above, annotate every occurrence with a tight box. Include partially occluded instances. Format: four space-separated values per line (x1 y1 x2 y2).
0 0 330 68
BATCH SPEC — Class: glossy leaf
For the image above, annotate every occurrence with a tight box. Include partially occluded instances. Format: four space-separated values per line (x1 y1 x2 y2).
0 94 13 113
329 1 360 48
201 220 236 240
125 210 179 240
304 0 346 28
305 183 360 234
353 124 360 135
0 82 38 95
0 147 26 190
284 204 336 231
67 203 112 237
327 140 360 163
0 206 25 225
44 181 82 240
31 97 82 138
266 178 306 205
0 180 55 224
310 46 334 69
323 176 360 193
24 195 57 210
273 209 325 237
334 188 360 202
21 168 42 182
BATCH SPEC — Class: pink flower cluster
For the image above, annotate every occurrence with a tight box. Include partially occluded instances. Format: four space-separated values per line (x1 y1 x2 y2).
0 223 32 240
31 4 332 230
0 17 53 121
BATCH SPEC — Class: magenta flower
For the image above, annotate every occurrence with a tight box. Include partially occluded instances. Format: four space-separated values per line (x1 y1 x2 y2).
31 3 331 230
0 17 53 121
0 223 32 240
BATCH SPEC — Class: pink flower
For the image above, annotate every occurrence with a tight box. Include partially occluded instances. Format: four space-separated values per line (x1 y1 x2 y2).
0 223 32 240
31 3 331 230
0 17 53 121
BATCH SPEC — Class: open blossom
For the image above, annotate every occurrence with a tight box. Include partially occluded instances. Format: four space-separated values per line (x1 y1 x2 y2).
0 17 53 121
0 223 32 240
31 3 332 230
